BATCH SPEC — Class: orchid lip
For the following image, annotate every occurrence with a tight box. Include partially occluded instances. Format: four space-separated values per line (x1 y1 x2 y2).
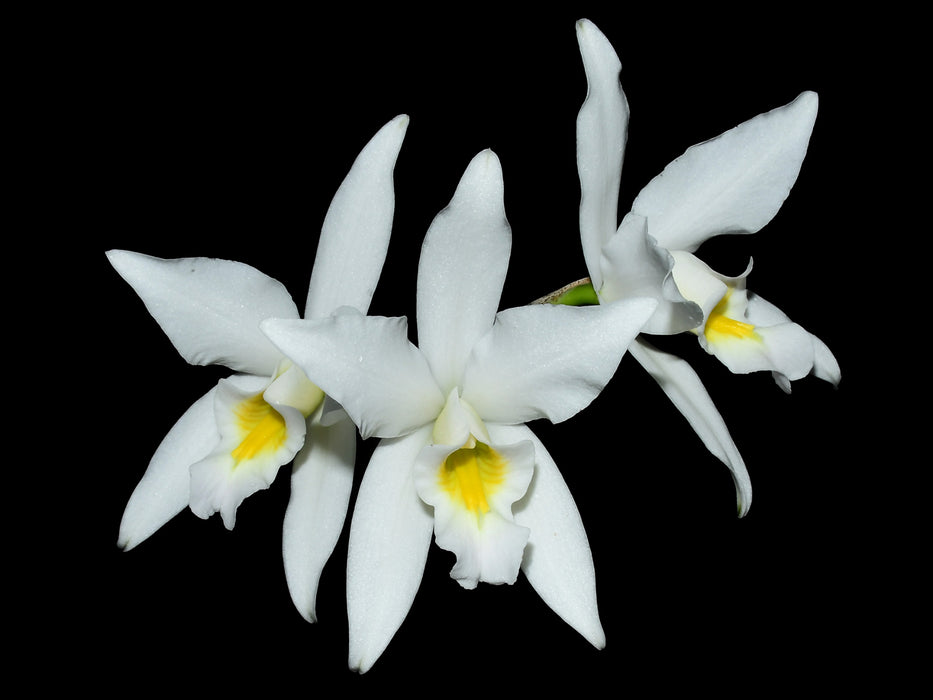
438 441 508 518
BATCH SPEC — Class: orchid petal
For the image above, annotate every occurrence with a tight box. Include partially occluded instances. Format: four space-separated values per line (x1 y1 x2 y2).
629 338 752 516
575 18 628 291
599 213 703 334
117 386 221 550
740 287 791 325
188 375 307 529
107 250 297 376
416 150 511 395
669 250 747 320
705 317 816 387
304 115 409 320
462 297 657 425
493 423 606 649
744 294 842 386
631 91 819 253
262 310 444 439
282 413 357 623
413 435 534 590
347 426 435 674
811 335 842 387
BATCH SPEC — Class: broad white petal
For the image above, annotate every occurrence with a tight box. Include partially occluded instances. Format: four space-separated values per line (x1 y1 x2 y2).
261 310 445 439
282 413 357 623
117 386 220 550
494 423 606 649
347 426 435 674
576 18 629 291
304 115 409 319
107 250 297 375
462 297 657 425
416 150 511 395
629 338 752 516
188 375 307 529
599 213 703 334
632 91 819 252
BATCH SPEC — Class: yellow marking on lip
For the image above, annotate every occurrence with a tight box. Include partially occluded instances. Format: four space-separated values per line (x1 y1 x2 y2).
230 393 288 464
705 292 758 341
439 442 507 515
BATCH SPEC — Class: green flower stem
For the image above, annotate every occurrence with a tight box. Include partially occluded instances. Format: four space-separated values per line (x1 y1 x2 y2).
531 278 599 306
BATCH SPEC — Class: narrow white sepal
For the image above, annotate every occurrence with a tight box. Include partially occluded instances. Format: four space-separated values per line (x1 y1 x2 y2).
117 386 220 550
282 413 357 623
304 115 409 320
495 423 606 649
575 18 628 292
347 427 435 674
417 149 511 396
629 337 752 516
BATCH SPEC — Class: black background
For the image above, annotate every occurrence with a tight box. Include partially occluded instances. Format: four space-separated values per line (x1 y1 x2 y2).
29 4 909 694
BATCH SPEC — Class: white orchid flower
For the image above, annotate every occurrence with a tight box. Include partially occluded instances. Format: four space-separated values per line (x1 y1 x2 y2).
577 19 839 385
107 114 409 623
575 19 840 515
669 252 841 393
262 150 657 673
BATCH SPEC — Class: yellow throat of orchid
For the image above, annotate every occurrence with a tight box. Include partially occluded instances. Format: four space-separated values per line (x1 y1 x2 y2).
439 441 508 516
230 394 288 462
704 291 758 342
228 363 324 467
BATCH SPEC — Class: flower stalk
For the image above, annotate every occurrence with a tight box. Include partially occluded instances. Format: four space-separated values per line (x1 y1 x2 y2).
531 277 598 306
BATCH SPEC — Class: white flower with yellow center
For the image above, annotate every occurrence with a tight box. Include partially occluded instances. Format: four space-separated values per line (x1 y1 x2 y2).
262 150 656 673
574 19 841 515
670 252 840 392
107 115 409 622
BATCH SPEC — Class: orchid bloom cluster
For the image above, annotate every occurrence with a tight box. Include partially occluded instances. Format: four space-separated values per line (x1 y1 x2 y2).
109 19 839 673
